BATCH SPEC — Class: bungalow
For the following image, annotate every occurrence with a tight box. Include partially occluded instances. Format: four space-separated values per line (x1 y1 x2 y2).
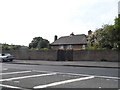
51 33 87 50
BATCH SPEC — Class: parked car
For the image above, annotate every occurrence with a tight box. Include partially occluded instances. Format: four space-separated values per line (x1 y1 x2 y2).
0 53 15 62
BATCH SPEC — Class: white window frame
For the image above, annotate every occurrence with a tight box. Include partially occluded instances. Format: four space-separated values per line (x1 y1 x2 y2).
59 45 64 49
67 45 73 50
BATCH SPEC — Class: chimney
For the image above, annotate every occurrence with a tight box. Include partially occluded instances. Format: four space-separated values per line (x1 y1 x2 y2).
88 30 92 35
70 32 74 36
54 35 58 41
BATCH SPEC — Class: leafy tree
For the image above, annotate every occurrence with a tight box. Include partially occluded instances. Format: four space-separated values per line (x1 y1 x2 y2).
100 25 115 49
87 15 120 50
87 24 119 49
114 17 120 49
29 37 50 50
1 43 28 50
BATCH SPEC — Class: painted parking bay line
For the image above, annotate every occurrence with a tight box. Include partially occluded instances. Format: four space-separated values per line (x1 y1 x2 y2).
0 84 30 90
34 76 94 89
0 71 31 75
34 70 120 80
0 84 22 89
0 73 57 82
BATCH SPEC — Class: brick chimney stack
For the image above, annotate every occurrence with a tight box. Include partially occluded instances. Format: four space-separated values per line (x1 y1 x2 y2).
70 32 74 36
54 35 58 41
88 30 92 35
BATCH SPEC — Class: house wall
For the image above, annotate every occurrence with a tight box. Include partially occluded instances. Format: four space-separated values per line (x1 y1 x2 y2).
51 46 59 50
51 45 85 50
73 45 83 50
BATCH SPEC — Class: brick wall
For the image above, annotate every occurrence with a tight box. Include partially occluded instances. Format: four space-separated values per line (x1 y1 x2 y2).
2 50 57 61
73 50 119 62
2 50 119 62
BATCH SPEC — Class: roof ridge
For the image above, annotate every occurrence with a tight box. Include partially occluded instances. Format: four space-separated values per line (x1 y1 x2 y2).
51 34 87 45
59 34 86 38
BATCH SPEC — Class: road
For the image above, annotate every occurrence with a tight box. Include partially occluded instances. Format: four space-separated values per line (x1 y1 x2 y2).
0 62 119 89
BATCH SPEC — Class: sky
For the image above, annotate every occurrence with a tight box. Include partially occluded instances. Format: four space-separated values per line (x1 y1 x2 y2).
0 0 119 46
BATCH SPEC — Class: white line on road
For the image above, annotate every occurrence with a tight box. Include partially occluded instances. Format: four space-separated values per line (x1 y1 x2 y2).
0 84 22 89
0 73 57 82
33 76 94 89
32 70 54 73
0 71 31 75
34 70 120 80
59 72 120 80
94 75 120 80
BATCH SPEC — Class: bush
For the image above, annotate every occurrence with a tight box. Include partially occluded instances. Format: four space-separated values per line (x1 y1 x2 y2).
86 45 104 50
43 48 49 50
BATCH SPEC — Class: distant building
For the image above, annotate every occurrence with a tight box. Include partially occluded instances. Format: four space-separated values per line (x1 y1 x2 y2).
51 33 87 50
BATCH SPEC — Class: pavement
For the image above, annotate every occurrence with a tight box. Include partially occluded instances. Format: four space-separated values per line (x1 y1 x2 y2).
6 60 120 68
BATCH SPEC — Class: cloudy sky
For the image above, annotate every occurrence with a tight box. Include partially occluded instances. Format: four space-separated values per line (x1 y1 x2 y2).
0 0 119 46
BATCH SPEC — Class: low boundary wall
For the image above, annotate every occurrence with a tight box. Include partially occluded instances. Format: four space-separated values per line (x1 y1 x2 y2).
2 50 57 61
73 50 119 62
2 50 119 62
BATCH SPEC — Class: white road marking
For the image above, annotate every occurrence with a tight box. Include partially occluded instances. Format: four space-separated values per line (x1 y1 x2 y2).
33 76 94 89
34 70 93 77
94 75 120 80
32 70 54 73
0 84 22 89
0 71 31 75
50 71 120 80
63 73 120 80
0 73 56 82
34 70 120 80
57 72 92 77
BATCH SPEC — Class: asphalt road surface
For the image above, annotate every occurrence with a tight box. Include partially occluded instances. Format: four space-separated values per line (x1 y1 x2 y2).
0 62 119 90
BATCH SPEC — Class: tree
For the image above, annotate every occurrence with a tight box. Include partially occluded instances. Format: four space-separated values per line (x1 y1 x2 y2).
1 43 28 50
87 24 118 49
100 25 115 49
87 15 120 50
29 37 50 50
114 17 120 49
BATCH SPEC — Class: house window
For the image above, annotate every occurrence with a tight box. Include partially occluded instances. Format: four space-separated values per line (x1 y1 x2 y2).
67 45 73 50
82 45 86 49
59 45 64 49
